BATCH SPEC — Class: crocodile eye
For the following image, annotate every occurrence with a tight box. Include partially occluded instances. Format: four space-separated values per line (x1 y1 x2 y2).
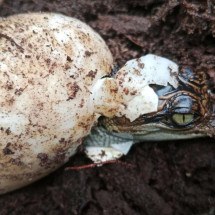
172 113 194 126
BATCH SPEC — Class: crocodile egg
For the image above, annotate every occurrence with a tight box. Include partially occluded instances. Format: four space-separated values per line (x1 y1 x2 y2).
0 12 113 194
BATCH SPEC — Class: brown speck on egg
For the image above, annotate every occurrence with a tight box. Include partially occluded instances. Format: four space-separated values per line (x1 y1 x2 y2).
9 158 23 166
6 97 15 106
137 58 145 69
130 90 137 95
66 82 80 100
3 143 14 155
37 153 50 167
123 87 129 95
86 70 97 80
79 98 85 108
52 148 67 165
85 50 94 57
59 138 65 143
5 81 14 90
66 55 72 62
15 88 25 95
5 128 11 135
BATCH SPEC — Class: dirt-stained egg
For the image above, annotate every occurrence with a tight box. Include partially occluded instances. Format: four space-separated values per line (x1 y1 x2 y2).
0 12 113 194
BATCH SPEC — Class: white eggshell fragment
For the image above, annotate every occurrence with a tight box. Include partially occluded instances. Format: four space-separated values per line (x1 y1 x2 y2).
85 140 133 163
120 85 158 122
115 54 178 121
118 54 179 89
84 126 134 163
92 54 178 122
85 147 123 163
0 13 113 194
91 78 122 117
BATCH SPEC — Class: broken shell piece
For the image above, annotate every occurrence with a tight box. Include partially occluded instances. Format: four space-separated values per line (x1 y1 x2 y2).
116 54 179 89
91 78 123 117
84 127 134 163
118 85 158 122
114 54 179 121
85 147 124 163
92 54 179 122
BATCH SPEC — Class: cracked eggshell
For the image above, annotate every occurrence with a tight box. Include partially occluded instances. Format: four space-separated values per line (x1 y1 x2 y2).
91 77 124 117
117 54 179 89
85 141 134 163
114 54 179 121
0 12 113 194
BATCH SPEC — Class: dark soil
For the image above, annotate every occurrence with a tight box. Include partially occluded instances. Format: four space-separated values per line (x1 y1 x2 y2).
0 0 215 214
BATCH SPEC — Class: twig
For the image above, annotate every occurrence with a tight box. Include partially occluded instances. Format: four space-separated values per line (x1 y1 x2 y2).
65 159 135 170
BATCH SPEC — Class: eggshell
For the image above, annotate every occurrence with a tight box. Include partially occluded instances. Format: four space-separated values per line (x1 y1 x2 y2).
117 54 179 89
114 54 179 121
0 13 113 194
91 54 178 122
